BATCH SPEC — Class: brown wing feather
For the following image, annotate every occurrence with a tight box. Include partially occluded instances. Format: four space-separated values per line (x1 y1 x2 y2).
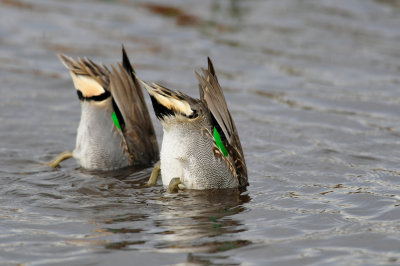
109 61 159 166
196 58 248 186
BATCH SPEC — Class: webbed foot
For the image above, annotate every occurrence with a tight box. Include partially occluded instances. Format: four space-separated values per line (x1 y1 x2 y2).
147 161 161 186
46 151 73 168
168 177 182 193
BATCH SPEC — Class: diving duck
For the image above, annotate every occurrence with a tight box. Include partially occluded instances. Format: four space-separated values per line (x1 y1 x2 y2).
48 47 159 170
143 58 247 190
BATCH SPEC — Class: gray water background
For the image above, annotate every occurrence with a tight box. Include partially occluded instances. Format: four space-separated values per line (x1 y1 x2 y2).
1 0 400 265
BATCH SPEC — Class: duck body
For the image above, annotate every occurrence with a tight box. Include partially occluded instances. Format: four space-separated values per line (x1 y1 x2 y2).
73 100 129 170
142 58 248 190
51 47 159 170
160 114 238 189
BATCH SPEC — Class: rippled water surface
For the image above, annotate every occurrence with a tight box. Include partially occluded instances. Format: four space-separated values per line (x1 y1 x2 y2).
1 0 400 265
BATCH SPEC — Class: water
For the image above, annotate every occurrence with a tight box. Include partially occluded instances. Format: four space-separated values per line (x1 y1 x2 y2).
1 0 400 265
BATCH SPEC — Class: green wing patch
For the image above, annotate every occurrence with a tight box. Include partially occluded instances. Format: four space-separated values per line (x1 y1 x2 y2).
213 127 228 157
111 111 122 130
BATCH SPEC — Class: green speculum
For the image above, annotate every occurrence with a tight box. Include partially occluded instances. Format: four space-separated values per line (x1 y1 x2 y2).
213 127 228 157
111 111 121 130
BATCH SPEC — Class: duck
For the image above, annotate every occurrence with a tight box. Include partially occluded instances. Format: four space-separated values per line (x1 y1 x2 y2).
47 47 159 170
142 58 247 191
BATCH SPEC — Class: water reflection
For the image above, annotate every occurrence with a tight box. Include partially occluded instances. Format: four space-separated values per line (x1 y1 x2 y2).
58 168 155 251
68 168 251 259
152 189 251 254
